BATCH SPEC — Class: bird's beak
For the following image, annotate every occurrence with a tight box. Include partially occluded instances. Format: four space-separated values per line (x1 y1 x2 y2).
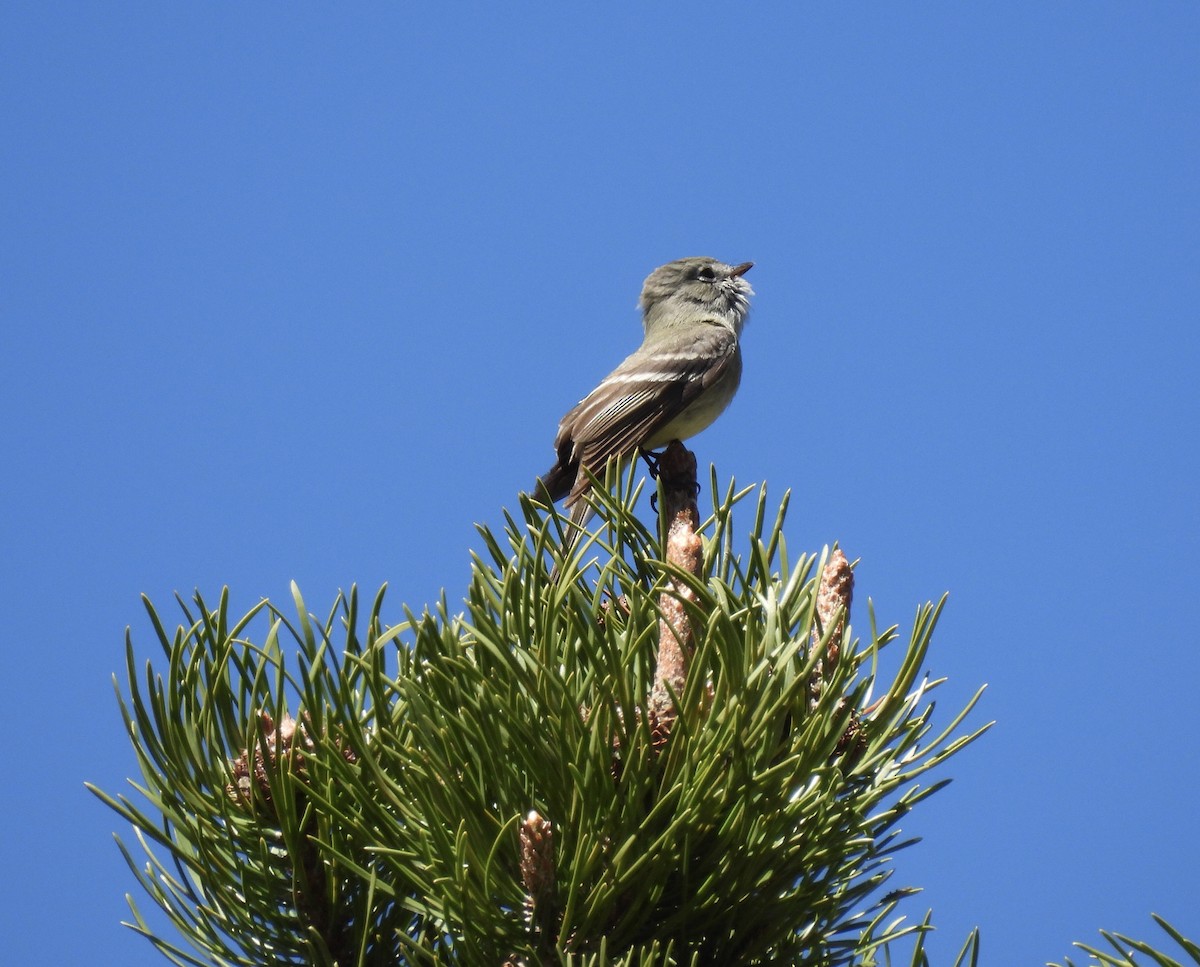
731 262 753 277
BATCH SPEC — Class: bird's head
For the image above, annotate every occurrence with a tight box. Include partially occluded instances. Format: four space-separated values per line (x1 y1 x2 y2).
639 257 754 336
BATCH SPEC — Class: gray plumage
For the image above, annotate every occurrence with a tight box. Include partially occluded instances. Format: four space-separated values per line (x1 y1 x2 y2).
538 256 753 564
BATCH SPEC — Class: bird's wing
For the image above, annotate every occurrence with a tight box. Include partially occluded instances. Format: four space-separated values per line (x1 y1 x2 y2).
555 323 738 500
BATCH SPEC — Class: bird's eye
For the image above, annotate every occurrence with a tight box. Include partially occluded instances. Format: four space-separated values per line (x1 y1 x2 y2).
696 265 717 282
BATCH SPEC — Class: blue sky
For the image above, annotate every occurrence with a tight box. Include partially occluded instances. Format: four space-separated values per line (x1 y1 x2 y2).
3 4 1198 964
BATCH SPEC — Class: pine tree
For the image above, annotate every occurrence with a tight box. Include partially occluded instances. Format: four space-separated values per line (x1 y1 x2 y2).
90 446 1194 965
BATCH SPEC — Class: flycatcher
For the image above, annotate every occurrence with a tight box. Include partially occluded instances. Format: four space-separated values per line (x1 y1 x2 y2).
538 256 754 563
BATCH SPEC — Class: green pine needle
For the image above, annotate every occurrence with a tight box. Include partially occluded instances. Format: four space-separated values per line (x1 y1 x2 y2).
91 469 996 966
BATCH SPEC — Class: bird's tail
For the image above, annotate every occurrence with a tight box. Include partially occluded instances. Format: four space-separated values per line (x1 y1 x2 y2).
533 459 590 582
552 499 595 581
534 460 575 505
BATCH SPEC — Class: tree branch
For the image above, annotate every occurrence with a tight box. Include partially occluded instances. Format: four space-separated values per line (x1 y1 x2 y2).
649 441 703 733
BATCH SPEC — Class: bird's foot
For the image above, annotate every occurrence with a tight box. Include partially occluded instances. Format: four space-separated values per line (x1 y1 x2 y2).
637 445 664 478
645 443 701 514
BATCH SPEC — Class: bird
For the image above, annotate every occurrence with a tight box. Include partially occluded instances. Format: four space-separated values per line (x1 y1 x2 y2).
537 256 754 570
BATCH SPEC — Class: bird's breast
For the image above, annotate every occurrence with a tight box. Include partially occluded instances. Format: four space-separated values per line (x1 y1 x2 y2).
643 348 743 448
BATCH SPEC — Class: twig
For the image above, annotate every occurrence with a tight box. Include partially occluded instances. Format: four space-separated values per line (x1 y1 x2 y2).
648 441 703 735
